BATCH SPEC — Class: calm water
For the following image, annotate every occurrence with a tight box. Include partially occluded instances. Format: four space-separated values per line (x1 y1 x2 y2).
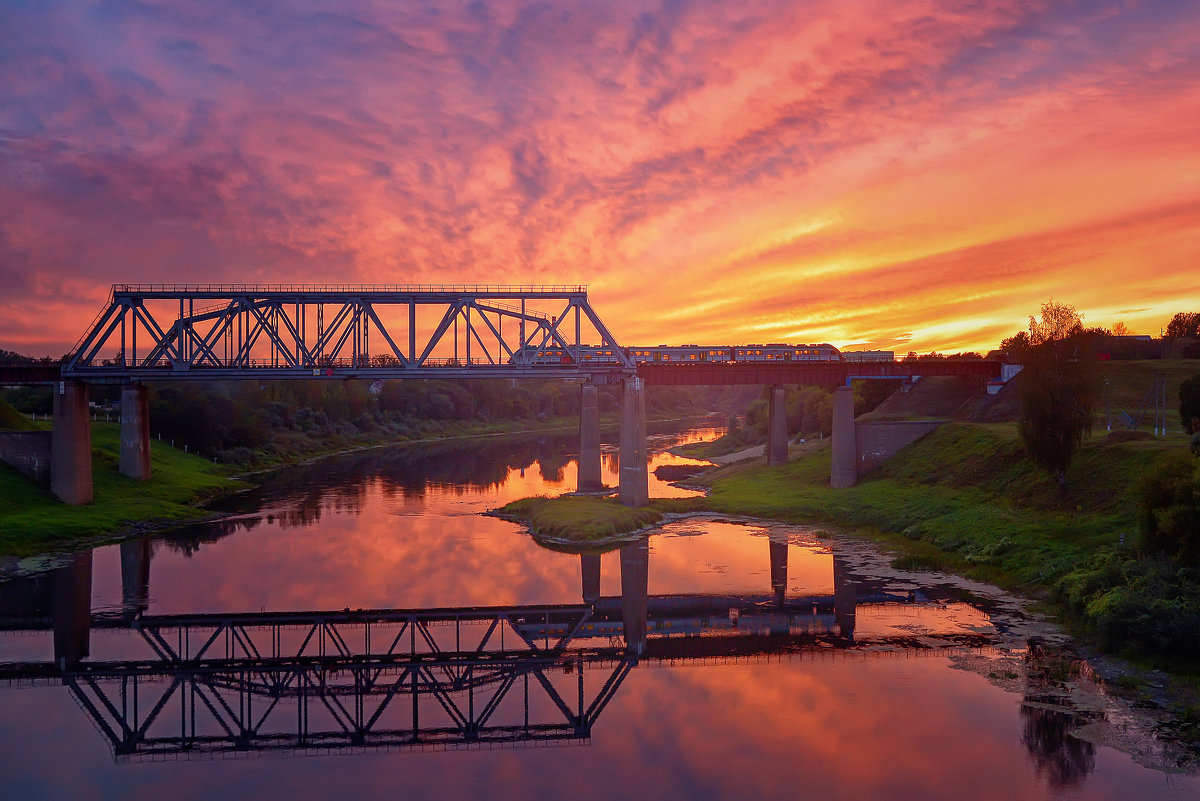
0 421 1196 800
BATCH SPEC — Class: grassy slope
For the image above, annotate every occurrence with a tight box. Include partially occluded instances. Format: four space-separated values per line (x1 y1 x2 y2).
0 398 39 431
700 424 1161 587
0 422 237 556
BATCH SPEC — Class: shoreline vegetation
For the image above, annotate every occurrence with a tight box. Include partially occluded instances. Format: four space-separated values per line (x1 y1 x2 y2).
497 422 1200 672
0 410 718 558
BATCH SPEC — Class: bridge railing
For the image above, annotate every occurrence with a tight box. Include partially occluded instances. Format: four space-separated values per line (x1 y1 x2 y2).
111 283 589 295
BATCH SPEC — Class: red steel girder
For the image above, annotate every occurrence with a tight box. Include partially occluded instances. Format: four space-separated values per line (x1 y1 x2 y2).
0 365 61 384
637 360 1000 386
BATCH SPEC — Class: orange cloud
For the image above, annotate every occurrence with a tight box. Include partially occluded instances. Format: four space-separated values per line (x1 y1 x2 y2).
2 1 1198 355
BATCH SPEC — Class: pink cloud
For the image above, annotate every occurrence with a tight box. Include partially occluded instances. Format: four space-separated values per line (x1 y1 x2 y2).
2 0 1198 354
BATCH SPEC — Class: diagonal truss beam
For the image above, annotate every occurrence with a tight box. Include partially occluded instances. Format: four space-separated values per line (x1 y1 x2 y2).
63 285 632 381
61 651 634 758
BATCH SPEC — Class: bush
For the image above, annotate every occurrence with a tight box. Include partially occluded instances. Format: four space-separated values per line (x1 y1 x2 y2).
216 447 256 465
1137 451 1200 565
1059 555 1200 656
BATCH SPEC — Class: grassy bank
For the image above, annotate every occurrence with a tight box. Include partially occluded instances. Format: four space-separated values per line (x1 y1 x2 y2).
0 413 602 557
495 495 668 544
0 411 718 557
0 422 238 556
698 424 1156 586
699 424 1200 670
505 421 1199 668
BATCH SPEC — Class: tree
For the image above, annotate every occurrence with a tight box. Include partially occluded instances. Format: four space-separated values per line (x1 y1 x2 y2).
1181 374 1200 435
1017 300 1100 489
1138 451 1200 566
1111 322 1132 336
1165 312 1200 339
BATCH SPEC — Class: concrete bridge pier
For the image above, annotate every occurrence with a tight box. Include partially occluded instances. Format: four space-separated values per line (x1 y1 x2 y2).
581 552 601 604
769 538 788 607
51 380 92 505
767 384 788 466
619 539 649 655
578 383 602 492
618 377 648 508
833 555 857 640
120 537 152 617
830 385 857 488
120 383 152 480
51 551 93 670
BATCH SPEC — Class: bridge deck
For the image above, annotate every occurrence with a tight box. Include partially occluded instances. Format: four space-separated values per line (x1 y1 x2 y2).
637 359 1000 386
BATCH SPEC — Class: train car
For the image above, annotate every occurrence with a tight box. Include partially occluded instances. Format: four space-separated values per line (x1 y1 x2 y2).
630 345 727 363
731 344 842 362
841 350 893 363
510 342 844 366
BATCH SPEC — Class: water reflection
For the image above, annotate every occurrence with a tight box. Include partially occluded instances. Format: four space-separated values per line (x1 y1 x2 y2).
1019 643 1103 787
0 534 965 761
1021 704 1097 787
210 422 719 533
2 423 1195 799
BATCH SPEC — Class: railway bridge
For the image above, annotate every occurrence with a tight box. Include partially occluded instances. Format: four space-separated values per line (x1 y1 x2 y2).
1 285 1000 506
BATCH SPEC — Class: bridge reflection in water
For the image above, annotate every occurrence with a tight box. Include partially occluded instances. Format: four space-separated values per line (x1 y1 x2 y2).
0 537 939 760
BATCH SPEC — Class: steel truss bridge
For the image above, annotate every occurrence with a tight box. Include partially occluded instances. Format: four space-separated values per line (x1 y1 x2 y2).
7 284 998 385
63 284 634 383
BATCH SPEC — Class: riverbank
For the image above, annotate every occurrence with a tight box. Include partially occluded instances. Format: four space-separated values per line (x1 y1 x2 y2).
0 412 721 557
502 423 1200 668
236 411 719 475
0 422 239 557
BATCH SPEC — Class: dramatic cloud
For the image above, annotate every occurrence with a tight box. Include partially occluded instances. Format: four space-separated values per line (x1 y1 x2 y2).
2 0 1199 354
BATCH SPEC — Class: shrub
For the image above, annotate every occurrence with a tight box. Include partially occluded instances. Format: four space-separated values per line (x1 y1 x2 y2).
1137 452 1200 565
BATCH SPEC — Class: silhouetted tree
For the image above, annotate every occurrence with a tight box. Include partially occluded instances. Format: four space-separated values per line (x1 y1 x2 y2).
1166 312 1200 339
1020 705 1096 787
1017 300 1100 490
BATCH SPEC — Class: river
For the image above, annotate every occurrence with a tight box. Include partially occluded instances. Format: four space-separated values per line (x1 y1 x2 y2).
0 420 1196 799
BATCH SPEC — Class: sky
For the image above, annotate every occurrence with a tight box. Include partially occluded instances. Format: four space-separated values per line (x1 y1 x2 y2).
2 0 1199 357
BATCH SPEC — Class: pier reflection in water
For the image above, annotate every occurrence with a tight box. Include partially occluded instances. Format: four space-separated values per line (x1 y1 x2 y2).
1 425 1195 800
1 534 890 759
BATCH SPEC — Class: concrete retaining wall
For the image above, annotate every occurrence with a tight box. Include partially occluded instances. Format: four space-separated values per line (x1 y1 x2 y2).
0 431 53 485
856 421 945 474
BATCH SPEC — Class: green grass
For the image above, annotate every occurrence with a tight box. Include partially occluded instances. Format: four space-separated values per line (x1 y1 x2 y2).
673 433 756 459
1098 359 1200 434
0 398 39 431
496 495 665 544
697 423 1154 588
0 422 238 556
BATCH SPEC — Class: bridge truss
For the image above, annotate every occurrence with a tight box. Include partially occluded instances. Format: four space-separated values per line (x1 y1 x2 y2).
48 605 631 758
0 597 969 759
63 285 634 382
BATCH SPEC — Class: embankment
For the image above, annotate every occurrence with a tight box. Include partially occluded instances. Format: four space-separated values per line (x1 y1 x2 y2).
0 422 238 557
504 422 1200 668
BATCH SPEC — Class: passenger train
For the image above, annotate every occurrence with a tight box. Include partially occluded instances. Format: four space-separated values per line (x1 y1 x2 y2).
512 343 849 365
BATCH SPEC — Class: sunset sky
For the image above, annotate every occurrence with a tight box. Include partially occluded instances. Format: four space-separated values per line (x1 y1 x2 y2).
2 0 1199 357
